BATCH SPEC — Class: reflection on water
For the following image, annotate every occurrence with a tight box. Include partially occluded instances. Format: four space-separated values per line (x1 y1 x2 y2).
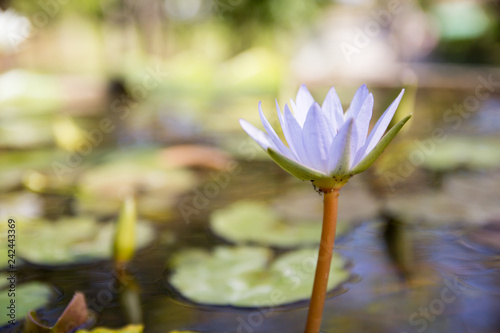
10 205 498 333
135 220 499 333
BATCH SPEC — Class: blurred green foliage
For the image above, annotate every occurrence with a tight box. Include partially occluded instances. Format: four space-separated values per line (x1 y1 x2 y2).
12 0 103 18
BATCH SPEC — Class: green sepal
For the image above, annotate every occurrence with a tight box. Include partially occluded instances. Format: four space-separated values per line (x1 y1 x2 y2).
267 148 351 190
350 114 412 175
311 175 351 190
266 148 326 181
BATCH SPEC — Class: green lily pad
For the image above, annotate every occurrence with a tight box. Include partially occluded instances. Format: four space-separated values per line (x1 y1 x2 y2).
421 137 500 171
76 156 197 218
76 326 144 333
0 277 53 326
0 213 34 269
0 150 66 192
168 246 349 307
385 191 472 225
210 201 350 248
0 69 62 115
0 118 54 149
385 172 500 225
0 217 155 265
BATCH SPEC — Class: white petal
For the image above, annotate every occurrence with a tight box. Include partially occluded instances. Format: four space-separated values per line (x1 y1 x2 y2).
344 84 369 120
283 104 310 166
327 118 358 175
353 93 374 151
276 100 285 129
258 102 293 157
355 89 405 164
302 103 334 172
293 84 315 126
239 119 274 151
321 87 344 132
277 101 297 158
275 100 294 154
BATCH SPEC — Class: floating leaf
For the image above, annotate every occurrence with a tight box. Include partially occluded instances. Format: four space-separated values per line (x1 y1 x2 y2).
0 277 53 326
210 201 349 248
0 69 62 114
385 172 500 225
0 217 154 265
76 157 196 218
0 151 64 192
168 246 349 307
422 137 500 171
0 118 54 149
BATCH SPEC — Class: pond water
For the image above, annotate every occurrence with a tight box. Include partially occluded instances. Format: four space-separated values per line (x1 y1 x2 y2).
1 86 500 333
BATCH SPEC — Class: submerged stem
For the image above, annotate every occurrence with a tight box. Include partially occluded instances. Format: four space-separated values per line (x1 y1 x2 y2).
304 188 339 333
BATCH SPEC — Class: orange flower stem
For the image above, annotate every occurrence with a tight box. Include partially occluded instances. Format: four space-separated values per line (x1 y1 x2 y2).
304 188 340 333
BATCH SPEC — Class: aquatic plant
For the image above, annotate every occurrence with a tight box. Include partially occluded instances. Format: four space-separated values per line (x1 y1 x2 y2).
240 84 410 333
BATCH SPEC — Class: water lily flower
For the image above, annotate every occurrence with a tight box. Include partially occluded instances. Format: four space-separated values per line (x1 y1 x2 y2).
239 84 411 190
239 83 412 332
239 83 411 333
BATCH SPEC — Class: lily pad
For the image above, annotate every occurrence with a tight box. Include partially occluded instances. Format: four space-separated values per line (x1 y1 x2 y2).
421 137 500 171
168 246 349 307
0 217 155 265
0 118 54 149
0 69 62 115
76 153 197 218
0 150 64 192
0 277 53 326
385 172 500 225
210 201 349 248
0 213 35 269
